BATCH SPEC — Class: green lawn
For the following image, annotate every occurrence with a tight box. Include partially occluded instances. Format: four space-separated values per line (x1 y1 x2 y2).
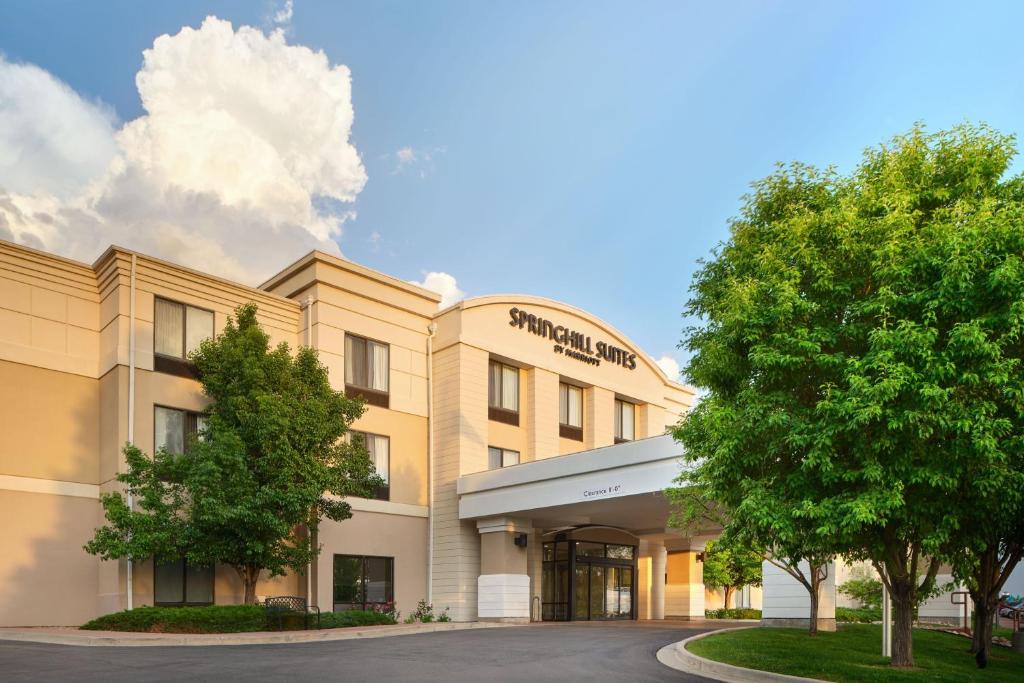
686 624 1023 682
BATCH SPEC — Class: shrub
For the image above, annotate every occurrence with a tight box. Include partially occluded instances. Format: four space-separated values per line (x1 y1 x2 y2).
837 576 883 609
81 605 266 633
82 605 399 633
835 606 882 623
320 609 397 628
403 599 450 623
705 608 762 620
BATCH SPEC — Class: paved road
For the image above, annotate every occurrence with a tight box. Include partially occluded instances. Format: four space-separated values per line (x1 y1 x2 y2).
0 621 718 682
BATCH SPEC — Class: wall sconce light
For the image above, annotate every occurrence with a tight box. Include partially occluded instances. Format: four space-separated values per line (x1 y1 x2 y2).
514 533 528 548
696 552 705 563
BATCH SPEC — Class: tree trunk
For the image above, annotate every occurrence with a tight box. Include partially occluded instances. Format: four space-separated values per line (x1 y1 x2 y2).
808 587 819 637
236 564 261 605
890 589 915 667
724 586 733 609
971 598 993 669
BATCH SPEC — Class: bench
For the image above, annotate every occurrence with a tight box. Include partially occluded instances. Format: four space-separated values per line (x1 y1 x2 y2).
264 595 321 631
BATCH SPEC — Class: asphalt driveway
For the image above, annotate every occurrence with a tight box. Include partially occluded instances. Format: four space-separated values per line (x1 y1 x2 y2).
0 621 720 682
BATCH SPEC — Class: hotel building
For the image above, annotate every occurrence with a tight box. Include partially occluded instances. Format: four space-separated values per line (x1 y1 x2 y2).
0 240 962 628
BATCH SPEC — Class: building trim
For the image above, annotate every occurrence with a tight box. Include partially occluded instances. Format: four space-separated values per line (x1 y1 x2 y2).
347 497 429 518
0 474 100 499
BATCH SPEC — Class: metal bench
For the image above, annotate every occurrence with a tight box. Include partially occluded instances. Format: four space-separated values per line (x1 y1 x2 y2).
264 595 321 631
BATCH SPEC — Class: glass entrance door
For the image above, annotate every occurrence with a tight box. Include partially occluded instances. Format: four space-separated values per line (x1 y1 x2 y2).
573 562 634 620
544 539 636 621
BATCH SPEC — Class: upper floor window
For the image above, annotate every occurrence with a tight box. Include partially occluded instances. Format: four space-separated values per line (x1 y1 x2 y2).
348 431 390 501
154 298 213 378
155 405 206 456
488 360 519 426
559 383 583 441
614 399 635 443
488 446 520 470
345 333 389 408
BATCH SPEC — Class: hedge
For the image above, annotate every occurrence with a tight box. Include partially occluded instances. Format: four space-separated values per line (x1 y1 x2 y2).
835 607 882 623
81 605 396 633
705 608 762 619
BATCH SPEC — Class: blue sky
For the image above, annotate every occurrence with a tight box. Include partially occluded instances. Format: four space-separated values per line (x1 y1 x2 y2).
2 1 1024 377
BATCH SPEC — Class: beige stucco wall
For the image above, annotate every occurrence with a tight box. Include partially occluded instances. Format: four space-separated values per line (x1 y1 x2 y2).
0 360 100 484
0 490 100 626
315 511 428 616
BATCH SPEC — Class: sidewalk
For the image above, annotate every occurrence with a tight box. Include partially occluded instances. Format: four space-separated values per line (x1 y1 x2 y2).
0 620 511 647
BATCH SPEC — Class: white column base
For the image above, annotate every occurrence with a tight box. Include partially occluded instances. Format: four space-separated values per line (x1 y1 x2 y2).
478 574 530 620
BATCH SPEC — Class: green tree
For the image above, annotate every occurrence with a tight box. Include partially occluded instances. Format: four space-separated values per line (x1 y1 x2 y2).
672 124 1024 667
85 303 380 604
700 539 763 609
669 476 833 635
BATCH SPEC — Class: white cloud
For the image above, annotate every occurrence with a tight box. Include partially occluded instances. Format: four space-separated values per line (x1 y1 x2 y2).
367 230 382 252
0 59 118 199
655 354 681 381
273 1 294 26
389 144 445 178
412 271 464 308
0 16 366 284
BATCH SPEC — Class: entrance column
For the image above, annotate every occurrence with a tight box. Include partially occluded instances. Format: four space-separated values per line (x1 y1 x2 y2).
650 541 667 620
476 517 532 623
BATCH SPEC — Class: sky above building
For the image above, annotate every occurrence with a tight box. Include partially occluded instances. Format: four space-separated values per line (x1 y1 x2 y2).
2 0 1023 380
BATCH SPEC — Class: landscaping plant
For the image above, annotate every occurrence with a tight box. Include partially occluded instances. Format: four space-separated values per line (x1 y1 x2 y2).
670 123 1024 667
700 539 762 610
85 304 381 604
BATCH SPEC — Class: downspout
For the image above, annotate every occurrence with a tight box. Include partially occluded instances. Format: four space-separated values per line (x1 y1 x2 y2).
126 254 137 610
426 322 437 604
303 297 314 607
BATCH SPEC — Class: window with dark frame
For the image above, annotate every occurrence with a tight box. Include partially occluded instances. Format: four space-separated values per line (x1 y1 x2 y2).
154 405 207 456
488 446 520 470
614 399 635 443
559 382 583 441
348 431 390 500
332 554 394 611
344 333 390 408
154 297 213 378
488 360 519 425
153 557 214 606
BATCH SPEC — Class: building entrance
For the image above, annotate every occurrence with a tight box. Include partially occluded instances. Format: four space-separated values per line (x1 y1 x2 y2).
542 538 636 621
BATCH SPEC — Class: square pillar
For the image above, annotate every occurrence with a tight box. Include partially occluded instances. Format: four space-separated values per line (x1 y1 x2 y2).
666 547 705 619
477 518 531 623
526 367 559 462
585 386 614 449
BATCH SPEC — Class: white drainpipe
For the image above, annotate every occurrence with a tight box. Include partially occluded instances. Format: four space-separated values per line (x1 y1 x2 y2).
304 297 314 607
426 322 437 604
126 253 137 610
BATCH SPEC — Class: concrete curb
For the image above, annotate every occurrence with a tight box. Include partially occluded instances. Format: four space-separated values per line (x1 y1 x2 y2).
656 626 826 683
0 621 511 647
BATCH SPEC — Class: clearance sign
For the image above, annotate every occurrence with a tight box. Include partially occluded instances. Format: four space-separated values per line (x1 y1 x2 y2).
508 306 637 370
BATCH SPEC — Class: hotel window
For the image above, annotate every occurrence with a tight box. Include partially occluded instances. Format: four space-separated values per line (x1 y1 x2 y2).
614 399 635 443
348 431 390 501
154 558 214 606
154 297 213 378
559 383 583 441
154 406 207 456
333 555 394 611
345 333 390 408
488 360 519 425
488 446 520 469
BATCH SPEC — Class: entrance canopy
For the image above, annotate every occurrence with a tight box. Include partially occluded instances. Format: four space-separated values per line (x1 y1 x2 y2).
458 435 692 535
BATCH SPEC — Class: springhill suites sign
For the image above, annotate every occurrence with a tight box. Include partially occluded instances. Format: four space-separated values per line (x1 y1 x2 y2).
508 306 637 370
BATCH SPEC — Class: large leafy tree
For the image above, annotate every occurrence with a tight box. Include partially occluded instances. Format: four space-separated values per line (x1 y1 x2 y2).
86 304 380 604
672 124 1024 667
700 538 762 609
